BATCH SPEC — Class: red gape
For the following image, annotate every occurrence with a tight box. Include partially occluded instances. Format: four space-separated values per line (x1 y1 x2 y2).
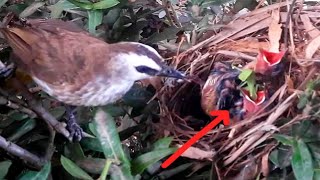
241 89 267 117
254 49 286 75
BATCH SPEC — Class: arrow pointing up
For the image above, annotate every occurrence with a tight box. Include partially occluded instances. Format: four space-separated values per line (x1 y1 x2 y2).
161 110 230 169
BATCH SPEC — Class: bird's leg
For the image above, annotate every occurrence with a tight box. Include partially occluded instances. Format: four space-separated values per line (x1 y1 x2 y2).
65 105 83 142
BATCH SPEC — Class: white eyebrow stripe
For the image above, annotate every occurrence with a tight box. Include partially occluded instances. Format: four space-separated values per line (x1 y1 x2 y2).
116 52 162 71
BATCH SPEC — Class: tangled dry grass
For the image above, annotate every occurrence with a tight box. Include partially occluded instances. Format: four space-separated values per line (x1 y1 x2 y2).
153 0 320 177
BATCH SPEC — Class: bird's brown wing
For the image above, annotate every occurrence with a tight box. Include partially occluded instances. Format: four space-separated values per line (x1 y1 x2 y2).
0 19 111 91
24 19 88 34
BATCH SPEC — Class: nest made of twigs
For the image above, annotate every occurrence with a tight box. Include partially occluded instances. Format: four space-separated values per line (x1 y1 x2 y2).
154 1 320 177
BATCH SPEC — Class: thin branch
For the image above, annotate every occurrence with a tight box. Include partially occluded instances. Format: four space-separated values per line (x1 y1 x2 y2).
0 135 44 169
0 95 37 118
9 77 72 141
43 121 56 162
0 87 26 105
284 0 297 49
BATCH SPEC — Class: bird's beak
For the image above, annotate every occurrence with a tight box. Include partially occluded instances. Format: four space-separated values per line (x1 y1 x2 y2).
156 66 185 79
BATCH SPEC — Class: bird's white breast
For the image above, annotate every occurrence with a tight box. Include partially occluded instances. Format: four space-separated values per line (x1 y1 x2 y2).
33 76 135 106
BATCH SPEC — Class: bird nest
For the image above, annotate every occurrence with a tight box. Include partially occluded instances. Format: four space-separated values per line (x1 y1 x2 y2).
153 1 320 177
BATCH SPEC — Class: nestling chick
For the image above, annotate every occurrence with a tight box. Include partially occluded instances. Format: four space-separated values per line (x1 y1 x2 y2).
201 62 244 121
0 14 185 141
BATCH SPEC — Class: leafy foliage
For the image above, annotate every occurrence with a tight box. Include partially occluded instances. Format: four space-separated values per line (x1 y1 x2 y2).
270 120 320 180
61 155 93 180
0 160 12 179
18 163 51 180
238 68 258 100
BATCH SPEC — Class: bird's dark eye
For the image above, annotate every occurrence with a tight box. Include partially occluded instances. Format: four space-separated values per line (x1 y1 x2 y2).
135 66 158 75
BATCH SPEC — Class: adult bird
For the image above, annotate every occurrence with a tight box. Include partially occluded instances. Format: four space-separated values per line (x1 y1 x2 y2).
0 14 185 141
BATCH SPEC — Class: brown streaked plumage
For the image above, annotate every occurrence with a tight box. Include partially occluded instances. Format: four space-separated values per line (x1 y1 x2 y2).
0 15 185 141
0 17 185 107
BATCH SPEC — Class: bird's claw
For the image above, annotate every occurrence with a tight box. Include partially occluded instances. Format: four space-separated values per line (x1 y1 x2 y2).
65 106 83 142
67 119 83 142
0 62 16 81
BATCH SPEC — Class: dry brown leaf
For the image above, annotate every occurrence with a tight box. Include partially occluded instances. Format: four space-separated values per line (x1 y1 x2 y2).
300 14 320 39
140 77 163 91
279 12 301 23
304 11 320 18
230 16 271 40
226 39 269 53
177 145 215 161
268 9 282 52
183 10 271 53
241 1 293 18
285 75 294 89
305 35 320 59
208 12 271 47
261 152 270 177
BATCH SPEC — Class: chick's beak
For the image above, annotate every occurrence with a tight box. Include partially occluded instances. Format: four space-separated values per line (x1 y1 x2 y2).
156 66 185 79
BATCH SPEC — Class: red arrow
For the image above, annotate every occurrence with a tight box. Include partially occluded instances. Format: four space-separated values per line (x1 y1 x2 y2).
161 110 230 169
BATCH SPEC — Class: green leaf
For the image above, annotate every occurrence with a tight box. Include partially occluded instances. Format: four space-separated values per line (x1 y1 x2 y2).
153 137 173 149
247 79 257 100
8 111 29 121
297 94 309 109
292 120 311 138
48 0 79 18
0 160 12 179
102 104 126 117
60 155 93 180
76 157 105 174
120 20 149 42
92 0 119 10
7 118 36 142
99 159 113 180
238 69 257 100
19 2 45 18
145 26 183 44
7 4 29 14
131 147 177 175
93 109 133 180
67 0 93 10
291 139 314 180
0 0 8 8
273 134 294 146
269 145 292 169
201 0 230 7
64 142 85 161
315 169 320 180
87 10 103 35
104 7 121 26
19 163 51 180
306 78 320 93
238 69 254 82
49 106 66 119
80 138 103 152
88 122 98 136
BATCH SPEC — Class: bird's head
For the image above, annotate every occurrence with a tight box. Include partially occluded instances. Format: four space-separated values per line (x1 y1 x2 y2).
111 42 185 81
